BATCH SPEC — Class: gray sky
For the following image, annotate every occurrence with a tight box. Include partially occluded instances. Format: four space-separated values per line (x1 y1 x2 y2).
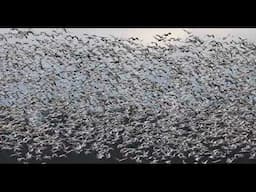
61 28 256 43
1 28 256 43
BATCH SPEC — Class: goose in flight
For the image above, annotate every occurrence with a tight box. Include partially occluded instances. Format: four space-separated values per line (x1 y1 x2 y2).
129 37 139 41
183 29 192 34
206 34 215 38
163 32 172 36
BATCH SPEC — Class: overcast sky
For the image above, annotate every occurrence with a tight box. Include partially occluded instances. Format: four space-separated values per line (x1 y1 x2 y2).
1 28 256 43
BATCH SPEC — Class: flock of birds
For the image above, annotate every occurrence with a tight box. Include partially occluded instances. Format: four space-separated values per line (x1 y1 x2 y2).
0 28 256 164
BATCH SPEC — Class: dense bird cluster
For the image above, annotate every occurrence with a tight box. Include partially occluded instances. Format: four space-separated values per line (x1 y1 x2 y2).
0 28 256 164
